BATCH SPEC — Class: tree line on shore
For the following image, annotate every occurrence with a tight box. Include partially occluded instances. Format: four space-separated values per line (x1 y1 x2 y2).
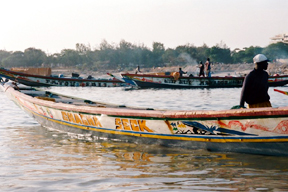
0 40 288 71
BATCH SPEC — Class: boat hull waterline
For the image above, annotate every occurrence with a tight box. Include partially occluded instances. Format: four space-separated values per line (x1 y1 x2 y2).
2 82 288 156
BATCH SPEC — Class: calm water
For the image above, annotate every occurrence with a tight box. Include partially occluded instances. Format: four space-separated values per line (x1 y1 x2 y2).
1 86 288 191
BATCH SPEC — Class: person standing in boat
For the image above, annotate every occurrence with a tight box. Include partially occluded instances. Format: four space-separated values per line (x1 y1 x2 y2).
135 65 141 74
240 54 271 108
178 67 187 77
199 61 205 77
205 58 211 77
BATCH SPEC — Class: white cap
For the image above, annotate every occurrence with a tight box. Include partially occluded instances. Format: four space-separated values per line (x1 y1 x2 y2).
253 54 269 63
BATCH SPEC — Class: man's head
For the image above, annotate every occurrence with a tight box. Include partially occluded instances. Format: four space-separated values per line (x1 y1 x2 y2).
253 54 269 70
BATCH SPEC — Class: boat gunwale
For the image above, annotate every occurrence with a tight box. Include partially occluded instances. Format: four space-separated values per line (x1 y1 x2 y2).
5 83 288 120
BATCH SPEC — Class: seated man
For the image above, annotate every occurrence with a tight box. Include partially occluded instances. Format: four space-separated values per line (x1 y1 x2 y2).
178 68 187 77
240 54 271 108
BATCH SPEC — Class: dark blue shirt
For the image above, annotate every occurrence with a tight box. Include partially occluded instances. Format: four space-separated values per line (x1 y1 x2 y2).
240 68 270 106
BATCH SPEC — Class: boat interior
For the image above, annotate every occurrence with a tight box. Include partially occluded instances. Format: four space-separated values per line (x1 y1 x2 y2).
11 83 155 110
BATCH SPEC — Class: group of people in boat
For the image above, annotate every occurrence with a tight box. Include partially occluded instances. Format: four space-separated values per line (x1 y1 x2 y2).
178 57 212 78
198 58 211 77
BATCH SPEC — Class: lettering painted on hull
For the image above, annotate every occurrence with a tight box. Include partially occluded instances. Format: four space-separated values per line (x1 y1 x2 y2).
44 79 118 87
61 111 102 127
115 118 153 132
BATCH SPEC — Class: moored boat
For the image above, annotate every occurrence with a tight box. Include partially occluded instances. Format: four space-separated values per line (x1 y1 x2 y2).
2 81 288 156
0 68 126 87
121 73 288 88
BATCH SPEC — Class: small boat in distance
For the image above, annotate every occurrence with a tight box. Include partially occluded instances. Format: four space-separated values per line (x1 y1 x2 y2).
121 72 288 88
2 81 288 156
0 68 127 87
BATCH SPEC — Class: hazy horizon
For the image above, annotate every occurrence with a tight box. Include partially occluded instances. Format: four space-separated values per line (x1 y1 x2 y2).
1 0 287 54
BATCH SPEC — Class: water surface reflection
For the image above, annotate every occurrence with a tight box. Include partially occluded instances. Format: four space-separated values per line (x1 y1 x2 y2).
1 125 288 191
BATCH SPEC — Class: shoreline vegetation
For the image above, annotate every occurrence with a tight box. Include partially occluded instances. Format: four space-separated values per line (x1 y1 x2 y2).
2 41 288 78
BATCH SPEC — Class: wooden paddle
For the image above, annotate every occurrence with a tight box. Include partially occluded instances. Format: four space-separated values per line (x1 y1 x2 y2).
107 73 115 78
274 89 288 95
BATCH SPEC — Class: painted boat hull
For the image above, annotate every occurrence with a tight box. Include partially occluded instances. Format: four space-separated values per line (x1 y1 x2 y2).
2 82 288 156
26 114 288 155
121 73 288 88
0 68 126 87
20 113 288 156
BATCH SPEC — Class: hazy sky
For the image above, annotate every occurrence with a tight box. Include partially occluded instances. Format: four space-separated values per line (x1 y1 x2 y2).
1 0 287 53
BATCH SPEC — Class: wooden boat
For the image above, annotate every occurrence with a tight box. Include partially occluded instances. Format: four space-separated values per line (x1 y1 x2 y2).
2 81 288 156
121 73 288 88
0 68 126 87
